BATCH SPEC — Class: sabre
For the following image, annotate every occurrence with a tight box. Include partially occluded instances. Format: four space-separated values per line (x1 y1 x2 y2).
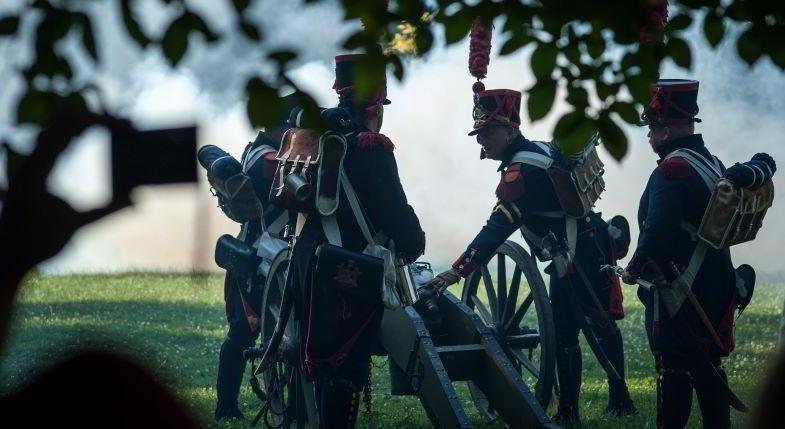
601 263 748 412
542 233 624 382
600 264 656 290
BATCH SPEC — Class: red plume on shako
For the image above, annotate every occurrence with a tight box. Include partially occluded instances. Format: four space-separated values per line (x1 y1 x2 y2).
468 18 492 94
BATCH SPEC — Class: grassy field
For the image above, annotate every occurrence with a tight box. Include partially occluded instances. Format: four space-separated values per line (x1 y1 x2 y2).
1 273 782 428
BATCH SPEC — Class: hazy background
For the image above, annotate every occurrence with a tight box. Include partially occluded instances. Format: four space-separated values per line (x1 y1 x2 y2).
1 0 783 279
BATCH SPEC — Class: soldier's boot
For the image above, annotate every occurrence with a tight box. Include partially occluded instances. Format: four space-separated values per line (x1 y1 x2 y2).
656 360 693 429
600 327 637 416
317 377 362 429
554 345 582 427
695 365 730 429
215 336 248 420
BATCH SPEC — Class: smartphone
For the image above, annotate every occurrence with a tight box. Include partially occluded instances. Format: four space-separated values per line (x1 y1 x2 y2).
111 126 198 196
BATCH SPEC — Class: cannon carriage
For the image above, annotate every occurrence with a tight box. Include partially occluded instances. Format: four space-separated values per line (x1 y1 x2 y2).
248 239 560 429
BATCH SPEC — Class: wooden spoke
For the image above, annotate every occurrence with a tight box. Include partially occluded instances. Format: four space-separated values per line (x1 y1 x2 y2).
505 292 533 332
503 267 522 326
497 254 508 322
481 266 499 321
270 303 280 320
509 347 540 379
471 294 494 324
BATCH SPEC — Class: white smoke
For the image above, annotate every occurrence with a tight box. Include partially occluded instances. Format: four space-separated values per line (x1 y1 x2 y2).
0 3 782 278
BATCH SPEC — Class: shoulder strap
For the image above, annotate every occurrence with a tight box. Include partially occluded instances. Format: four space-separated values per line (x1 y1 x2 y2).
340 172 377 246
510 149 554 170
242 145 277 174
666 148 721 191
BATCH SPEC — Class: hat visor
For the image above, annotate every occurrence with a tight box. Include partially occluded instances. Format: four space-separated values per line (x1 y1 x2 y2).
383 98 391 105
638 117 701 127
468 125 486 136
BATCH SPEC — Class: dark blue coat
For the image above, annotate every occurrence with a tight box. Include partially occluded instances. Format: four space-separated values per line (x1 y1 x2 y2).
454 135 625 318
289 129 425 381
628 134 737 355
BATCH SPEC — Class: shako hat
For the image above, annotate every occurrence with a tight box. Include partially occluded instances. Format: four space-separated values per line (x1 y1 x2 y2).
640 79 701 126
332 54 391 107
469 89 522 136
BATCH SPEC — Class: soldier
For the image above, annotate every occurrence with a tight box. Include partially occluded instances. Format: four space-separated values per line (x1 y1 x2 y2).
200 109 293 420
427 88 636 424
622 79 775 429
285 54 425 428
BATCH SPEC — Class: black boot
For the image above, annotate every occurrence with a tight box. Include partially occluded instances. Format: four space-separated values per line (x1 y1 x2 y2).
317 377 362 429
215 336 248 420
657 355 693 429
555 345 582 426
696 364 730 429
600 327 637 416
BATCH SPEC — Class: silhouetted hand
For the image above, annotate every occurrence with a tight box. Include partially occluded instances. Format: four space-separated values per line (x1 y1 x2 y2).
0 110 135 276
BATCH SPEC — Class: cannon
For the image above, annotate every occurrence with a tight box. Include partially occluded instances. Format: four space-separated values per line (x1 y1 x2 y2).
382 241 558 428
247 240 560 428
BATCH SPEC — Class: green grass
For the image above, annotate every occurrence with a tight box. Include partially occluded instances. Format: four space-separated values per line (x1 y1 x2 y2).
1 273 782 428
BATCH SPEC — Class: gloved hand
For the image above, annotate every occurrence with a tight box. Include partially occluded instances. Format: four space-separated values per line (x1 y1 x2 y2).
425 268 462 291
621 268 638 286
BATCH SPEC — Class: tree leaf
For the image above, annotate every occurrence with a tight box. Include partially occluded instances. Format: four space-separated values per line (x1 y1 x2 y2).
500 31 533 56
246 77 280 129
442 8 473 45
665 37 692 69
586 33 605 59
75 12 98 61
161 15 190 66
566 84 589 110
354 54 386 102
17 90 52 125
526 79 556 122
120 0 151 47
185 10 219 43
239 19 262 41
15 90 86 126
414 26 433 54
232 0 251 13
553 110 595 154
737 28 762 65
625 73 652 105
610 101 640 124
388 54 405 81
596 81 620 101
2 141 26 183
598 111 628 161
0 15 20 36
667 14 692 32
530 42 557 79
268 50 297 66
702 13 724 48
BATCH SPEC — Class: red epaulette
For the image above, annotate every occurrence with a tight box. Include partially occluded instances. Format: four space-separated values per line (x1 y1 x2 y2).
657 157 691 179
496 163 526 202
261 151 278 180
356 132 395 151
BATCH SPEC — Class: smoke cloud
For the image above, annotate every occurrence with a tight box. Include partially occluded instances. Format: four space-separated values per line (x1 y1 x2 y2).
0 2 781 278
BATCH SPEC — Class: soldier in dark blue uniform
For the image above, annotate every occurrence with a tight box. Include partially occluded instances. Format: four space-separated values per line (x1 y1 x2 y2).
200 112 291 420
286 54 425 428
428 89 635 424
623 79 776 429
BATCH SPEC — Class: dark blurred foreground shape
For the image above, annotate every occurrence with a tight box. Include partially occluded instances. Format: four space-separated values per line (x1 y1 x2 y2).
0 109 202 428
0 352 202 428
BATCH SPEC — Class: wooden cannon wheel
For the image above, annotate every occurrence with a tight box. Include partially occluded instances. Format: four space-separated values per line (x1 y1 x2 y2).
461 240 557 419
259 249 318 429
